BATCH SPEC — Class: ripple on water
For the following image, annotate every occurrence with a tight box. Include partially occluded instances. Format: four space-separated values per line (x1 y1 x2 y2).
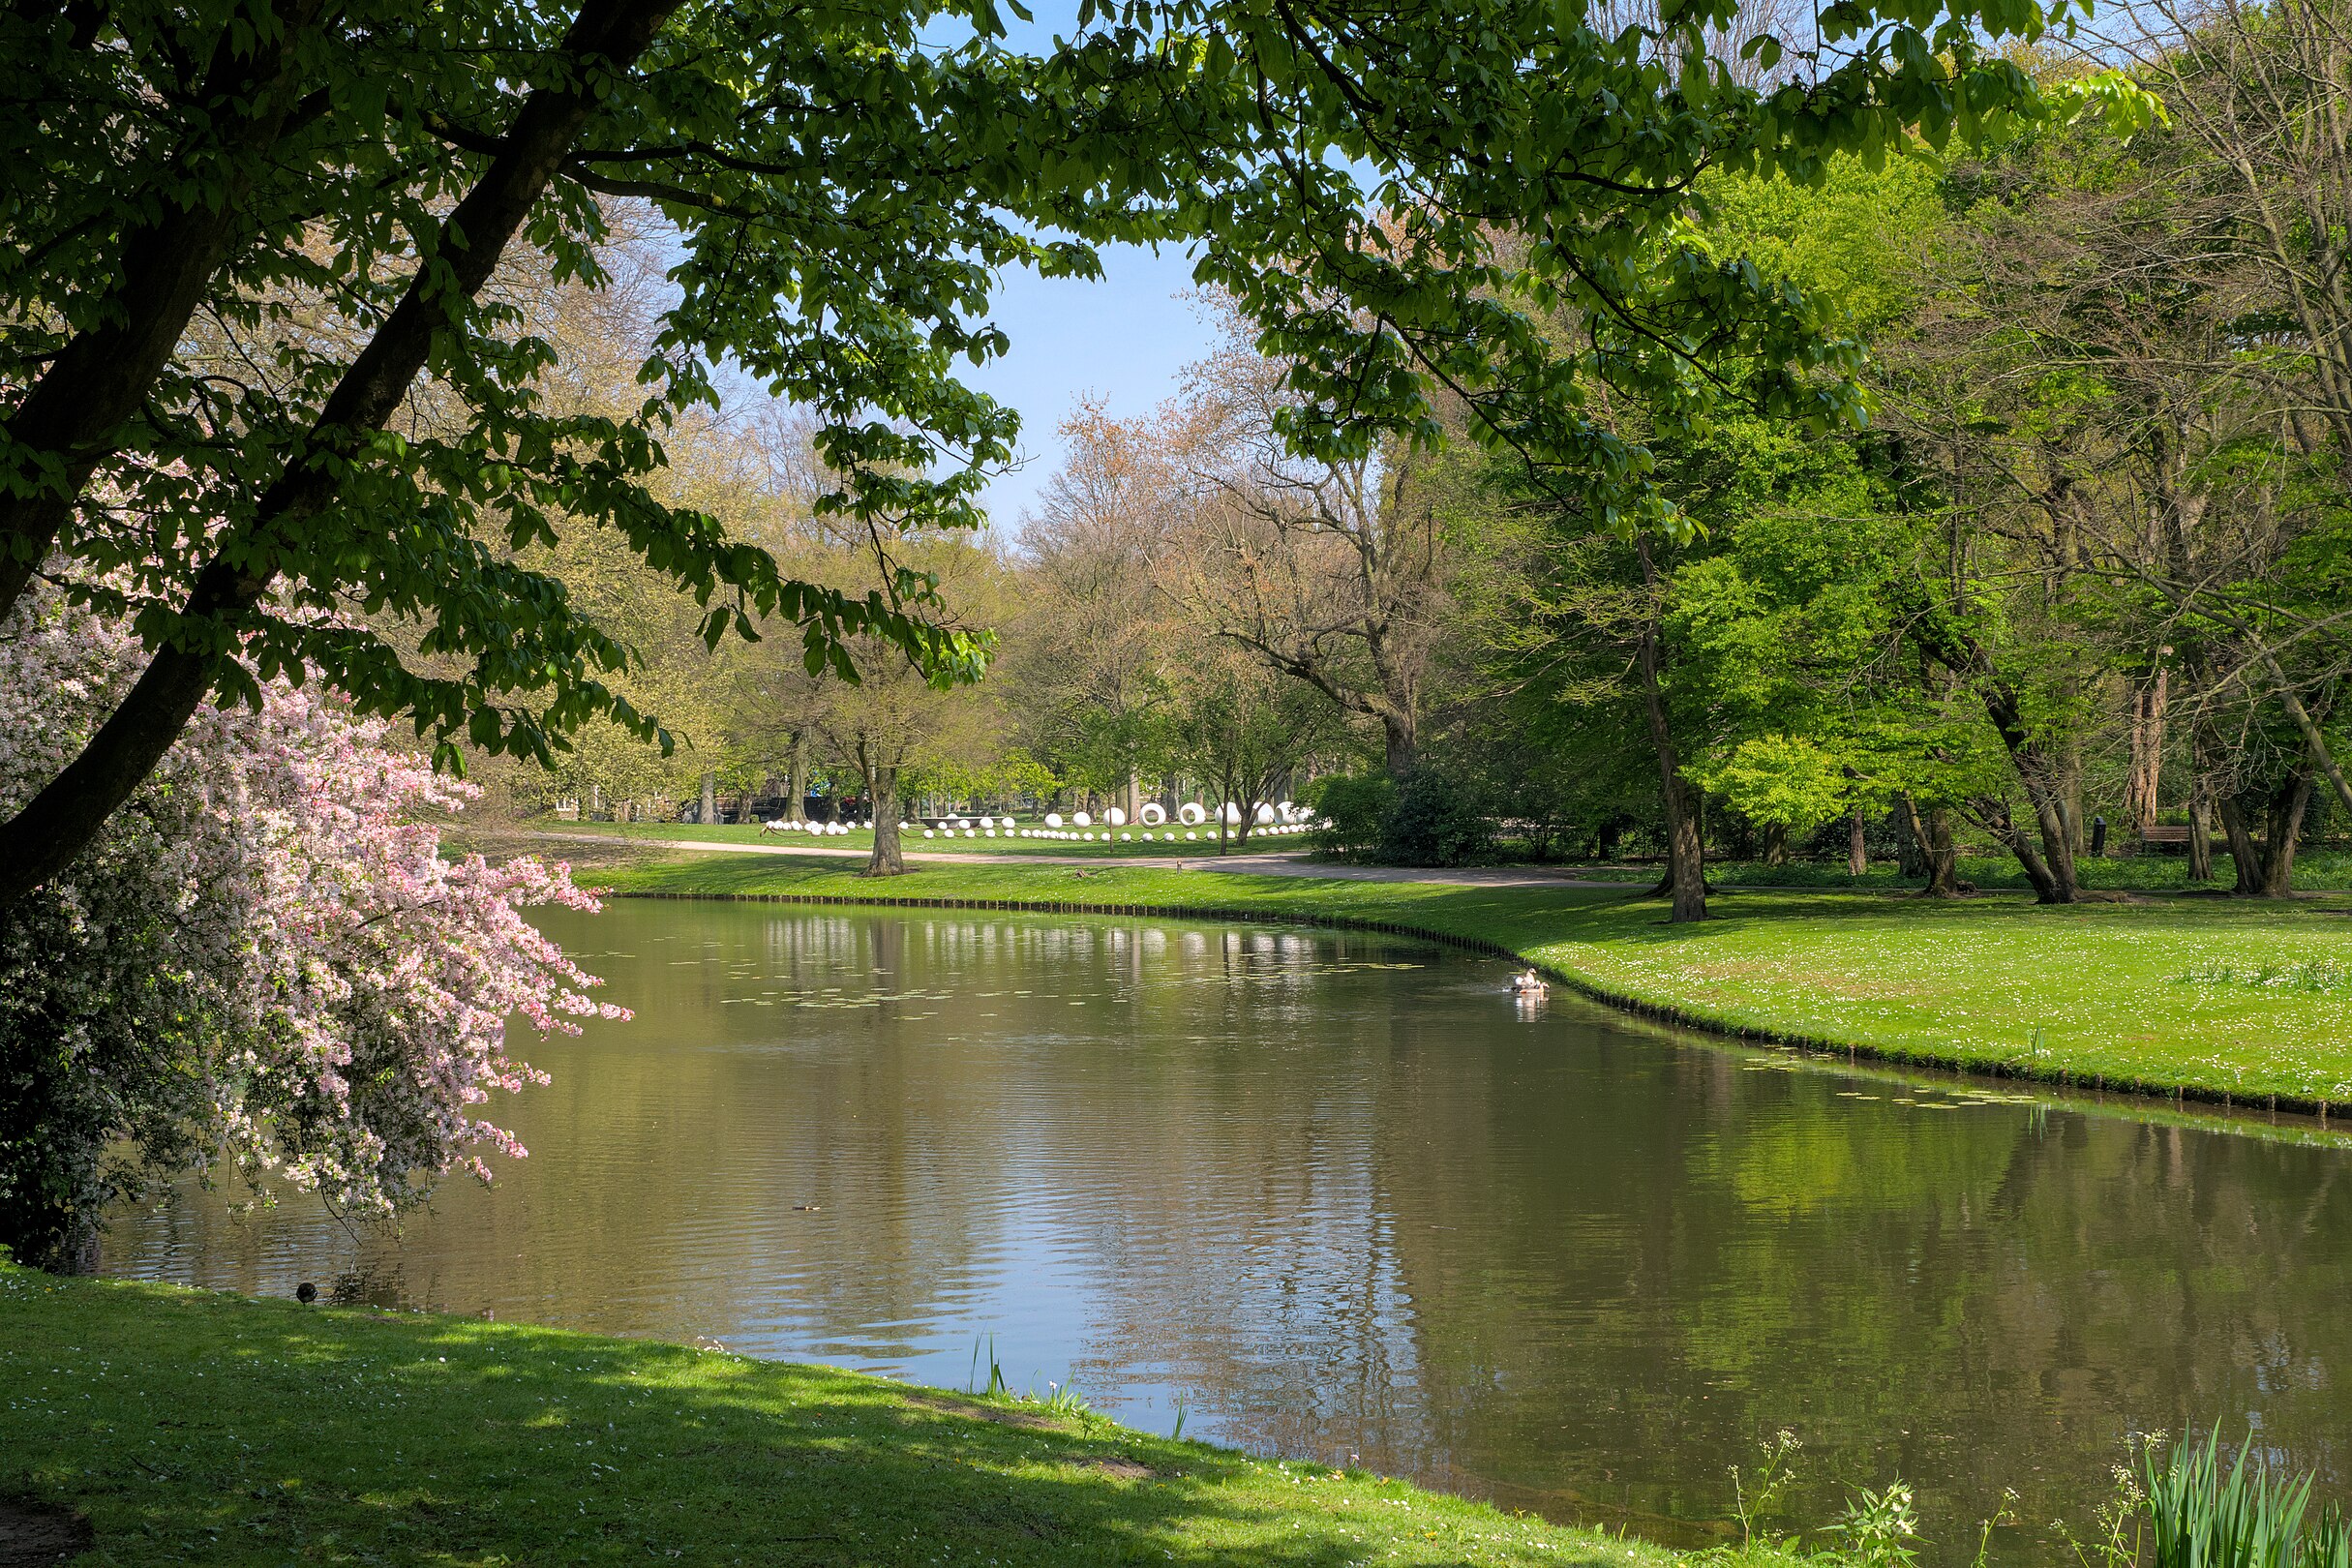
99 901 2352 1566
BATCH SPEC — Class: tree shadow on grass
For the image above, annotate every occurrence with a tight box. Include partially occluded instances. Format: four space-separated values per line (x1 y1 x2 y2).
0 1276 1654 1568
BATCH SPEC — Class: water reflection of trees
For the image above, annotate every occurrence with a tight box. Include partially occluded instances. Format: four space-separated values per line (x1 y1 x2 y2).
105 906 2351 1566
1366 1047 2352 1555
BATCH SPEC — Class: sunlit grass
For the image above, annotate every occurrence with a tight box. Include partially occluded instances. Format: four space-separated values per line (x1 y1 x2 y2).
1516 851 2352 893
0 1263 1675 1568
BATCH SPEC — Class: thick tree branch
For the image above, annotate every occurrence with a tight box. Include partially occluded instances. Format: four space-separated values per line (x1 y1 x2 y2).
0 0 685 907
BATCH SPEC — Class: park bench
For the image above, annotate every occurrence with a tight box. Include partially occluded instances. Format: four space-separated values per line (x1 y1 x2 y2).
2140 824 2194 853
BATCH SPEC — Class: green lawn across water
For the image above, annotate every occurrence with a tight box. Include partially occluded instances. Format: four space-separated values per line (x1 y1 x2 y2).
0 1264 1676 1568
569 841 2352 1109
541 818 1304 858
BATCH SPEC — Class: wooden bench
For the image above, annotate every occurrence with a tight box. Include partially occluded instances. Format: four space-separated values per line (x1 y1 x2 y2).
2140 824 2194 851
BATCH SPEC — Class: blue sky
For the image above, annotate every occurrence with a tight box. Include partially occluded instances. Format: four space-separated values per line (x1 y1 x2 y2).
914 1 1223 532
959 242 1212 531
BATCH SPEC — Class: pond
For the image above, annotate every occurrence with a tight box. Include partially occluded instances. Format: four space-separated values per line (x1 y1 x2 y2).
103 901 2352 1562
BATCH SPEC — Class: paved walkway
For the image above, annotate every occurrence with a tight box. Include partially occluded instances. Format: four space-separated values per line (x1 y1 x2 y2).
532 832 1631 890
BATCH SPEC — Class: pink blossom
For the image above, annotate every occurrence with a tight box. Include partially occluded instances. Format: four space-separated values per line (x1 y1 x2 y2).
0 589 626 1222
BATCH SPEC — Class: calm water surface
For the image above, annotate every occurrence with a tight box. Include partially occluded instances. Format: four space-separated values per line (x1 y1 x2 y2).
104 902 2352 1559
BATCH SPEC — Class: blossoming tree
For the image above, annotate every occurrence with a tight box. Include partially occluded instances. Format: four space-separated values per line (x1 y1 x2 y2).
0 589 625 1272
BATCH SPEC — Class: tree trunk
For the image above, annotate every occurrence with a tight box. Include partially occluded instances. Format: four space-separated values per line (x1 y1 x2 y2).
1634 540 1704 921
2216 795 2264 894
1761 822 1789 866
1910 610 2080 901
786 735 811 821
2255 652 2352 823
1974 794 2066 902
1895 799 1925 878
1382 713 1414 777
0 0 687 910
699 770 717 826
1978 693 2081 902
1919 804 1961 897
1848 810 1868 877
863 764 905 876
2260 764 2315 896
2126 671 2169 835
2186 777 2215 883
1634 655 1704 916
2026 783 2083 903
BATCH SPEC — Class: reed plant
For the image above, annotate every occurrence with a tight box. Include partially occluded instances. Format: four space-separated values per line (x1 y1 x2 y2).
2140 1429 2349 1568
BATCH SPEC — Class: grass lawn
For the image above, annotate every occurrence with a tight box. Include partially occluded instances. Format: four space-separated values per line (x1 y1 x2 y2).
540 821 2352 893
0 1263 1677 1568
538 819 1307 859
1560 850 2352 893
563 842 2352 1109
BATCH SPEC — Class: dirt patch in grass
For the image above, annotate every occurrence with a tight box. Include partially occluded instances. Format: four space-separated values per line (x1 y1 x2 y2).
900 1392 1056 1430
1073 1457 1158 1480
0 1496 92 1566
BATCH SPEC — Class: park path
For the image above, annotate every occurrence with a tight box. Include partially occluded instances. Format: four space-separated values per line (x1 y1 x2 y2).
530 831 1630 890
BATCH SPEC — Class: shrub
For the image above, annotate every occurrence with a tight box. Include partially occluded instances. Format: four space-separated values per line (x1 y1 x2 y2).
1379 767 1497 867
1307 772 1395 861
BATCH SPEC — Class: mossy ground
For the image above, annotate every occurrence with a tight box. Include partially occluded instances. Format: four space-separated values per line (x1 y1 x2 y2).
0 1264 1678 1567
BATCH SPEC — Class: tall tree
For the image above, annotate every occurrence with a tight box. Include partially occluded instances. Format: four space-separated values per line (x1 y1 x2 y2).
814 538 1008 876
0 0 2095 905
1174 327 1456 774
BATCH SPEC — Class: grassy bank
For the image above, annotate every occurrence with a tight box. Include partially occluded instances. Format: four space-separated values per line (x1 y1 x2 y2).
522 821 2352 893
1557 850 2352 893
576 844 2352 1109
538 819 1289 859
0 1263 1676 1567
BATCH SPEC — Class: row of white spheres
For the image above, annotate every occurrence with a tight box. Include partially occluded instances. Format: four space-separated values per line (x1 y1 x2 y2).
920 814 1017 839
906 802 1321 842
761 818 859 835
764 804 1324 843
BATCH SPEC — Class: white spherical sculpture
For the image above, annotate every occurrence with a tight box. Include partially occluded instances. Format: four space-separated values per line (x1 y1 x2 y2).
1184 829 1198 841
1178 802 1206 827
1074 811 1093 828
924 829 936 838
1137 802 1166 827
1044 812 1064 829
1106 806 1127 827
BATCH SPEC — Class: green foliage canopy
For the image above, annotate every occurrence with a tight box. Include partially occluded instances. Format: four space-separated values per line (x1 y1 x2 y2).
0 0 2096 901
